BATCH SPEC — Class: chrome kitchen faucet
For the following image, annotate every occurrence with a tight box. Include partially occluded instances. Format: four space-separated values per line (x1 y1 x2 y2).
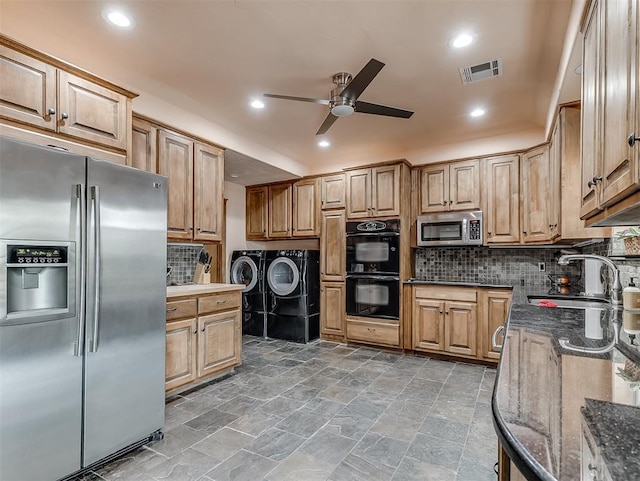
557 254 622 307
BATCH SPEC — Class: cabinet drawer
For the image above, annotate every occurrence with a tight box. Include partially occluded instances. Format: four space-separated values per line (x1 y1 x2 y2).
166 299 197 321
346 319 399 347
415 286 477 302
199 291 241 314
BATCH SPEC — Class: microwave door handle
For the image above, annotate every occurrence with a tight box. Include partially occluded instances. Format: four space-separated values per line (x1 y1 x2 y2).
461 218 468 243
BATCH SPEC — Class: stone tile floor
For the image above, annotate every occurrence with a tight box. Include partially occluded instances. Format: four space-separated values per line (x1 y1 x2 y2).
74 336 499 481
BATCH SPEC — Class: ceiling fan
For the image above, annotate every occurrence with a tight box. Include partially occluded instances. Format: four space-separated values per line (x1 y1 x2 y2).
264 58 414 135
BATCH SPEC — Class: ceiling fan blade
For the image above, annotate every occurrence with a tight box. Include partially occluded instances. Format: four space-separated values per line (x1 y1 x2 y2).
316 113 338 135
355 100 414 118
339 58 385 101
263 93 330 105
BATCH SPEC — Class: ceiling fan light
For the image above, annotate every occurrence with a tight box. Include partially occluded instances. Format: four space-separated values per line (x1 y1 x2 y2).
331 104 355 117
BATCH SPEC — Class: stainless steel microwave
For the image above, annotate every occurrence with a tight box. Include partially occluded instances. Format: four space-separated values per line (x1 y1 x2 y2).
417 211 483 246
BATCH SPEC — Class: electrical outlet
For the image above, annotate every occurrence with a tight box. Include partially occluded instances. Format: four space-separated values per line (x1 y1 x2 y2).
538 262 546 272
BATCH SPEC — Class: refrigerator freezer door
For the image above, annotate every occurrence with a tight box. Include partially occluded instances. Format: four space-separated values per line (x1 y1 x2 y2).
0 137 85 480
83 158 167 466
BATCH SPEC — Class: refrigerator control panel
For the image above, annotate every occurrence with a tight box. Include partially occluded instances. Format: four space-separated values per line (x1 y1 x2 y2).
9 245 67 264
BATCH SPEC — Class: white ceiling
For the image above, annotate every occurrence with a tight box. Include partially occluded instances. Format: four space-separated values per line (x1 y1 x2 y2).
0 0 579 184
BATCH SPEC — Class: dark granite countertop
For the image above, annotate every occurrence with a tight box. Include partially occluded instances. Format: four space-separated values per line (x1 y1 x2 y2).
404 278 513 289
492 294 640 480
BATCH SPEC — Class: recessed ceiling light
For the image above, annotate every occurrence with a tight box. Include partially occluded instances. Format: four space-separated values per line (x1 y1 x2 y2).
318 140 330 148
451 33 474 49
229 174 240 178
251 100 265 109
470 108 486 118
102 9 134 28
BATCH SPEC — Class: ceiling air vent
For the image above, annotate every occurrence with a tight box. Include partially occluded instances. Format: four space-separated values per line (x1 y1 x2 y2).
459 59 503 85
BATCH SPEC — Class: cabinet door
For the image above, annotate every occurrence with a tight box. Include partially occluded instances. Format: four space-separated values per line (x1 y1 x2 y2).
413 299 445 351
268 183 292 238
58 71 128 150
320 282 345 338
321 174 346 210
165 318 197 392
548 122 561 238
483 291 512 360
292 178 319 237
321 210 346 281
194 143 224 241
450 159 480 211
485 155 520 244
246 186 268 240
0 45 56 130
130 117 157 172
580 0 603 218
158 130 194 240
197 310 241 379
445 301 477 356
346 168 371 219
420 164 449 213
371 165 401 217
521 145 552 243
599 0 637 207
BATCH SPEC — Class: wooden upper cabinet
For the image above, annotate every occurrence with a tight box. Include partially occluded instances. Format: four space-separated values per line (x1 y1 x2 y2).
598 0 637 207
346 168 371 218
158 130 194 240
246 186 268 240
521 144 554 243
130 116 157 172
320 174 346 210
194 143 224 242
580 0 602 219
371 165 401 217
580 0 640 220
58 71 128 151
0 39 134 154
0 45 56 130
346 164 400 219
321 210 346 281
268 183 292 238
420 159 480 213
484 155 520 244
292 178 319 237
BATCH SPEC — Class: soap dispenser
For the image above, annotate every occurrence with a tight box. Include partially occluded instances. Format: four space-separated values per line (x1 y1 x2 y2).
623 278 640 310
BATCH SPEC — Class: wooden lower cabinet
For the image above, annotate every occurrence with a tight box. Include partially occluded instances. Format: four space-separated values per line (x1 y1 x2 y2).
410 285 511 363
320 282 345 341
346 318 400 347
166 288 242 393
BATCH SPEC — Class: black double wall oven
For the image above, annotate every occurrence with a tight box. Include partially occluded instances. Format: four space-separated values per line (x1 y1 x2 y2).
345 219 400 320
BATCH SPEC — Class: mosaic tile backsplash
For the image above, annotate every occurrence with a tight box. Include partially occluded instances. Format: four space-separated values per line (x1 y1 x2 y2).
414 239 640 290
166 244 204 286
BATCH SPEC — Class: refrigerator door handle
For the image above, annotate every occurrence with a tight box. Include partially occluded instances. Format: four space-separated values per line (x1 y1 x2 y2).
89 186 101 353
74 184 86 356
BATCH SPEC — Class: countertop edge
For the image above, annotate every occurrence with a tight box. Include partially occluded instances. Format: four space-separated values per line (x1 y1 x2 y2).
167 283 244 299
403 279 513 289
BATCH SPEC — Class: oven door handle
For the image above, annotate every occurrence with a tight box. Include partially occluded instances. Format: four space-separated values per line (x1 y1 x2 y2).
346 232 400 237
346 274 400 281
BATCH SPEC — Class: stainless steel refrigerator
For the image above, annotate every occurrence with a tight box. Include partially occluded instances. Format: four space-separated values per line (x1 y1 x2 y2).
0 136 167 481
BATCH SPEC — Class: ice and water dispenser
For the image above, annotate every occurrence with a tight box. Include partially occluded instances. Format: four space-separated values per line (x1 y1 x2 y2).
4 243 73 321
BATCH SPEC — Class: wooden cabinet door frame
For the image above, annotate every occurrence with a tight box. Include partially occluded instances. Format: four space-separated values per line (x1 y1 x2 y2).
484 155 521 244
444 301 477 356
420 164 449 213
320 174 346 210
158 130 194 240
346 168 372 219
321 210 346 281
413 299 445 351
292 178 319 237
197 310 242 378
268 183 292 238
371 165 401 217
246 186 268 240
130 116 157 172
521 145 552 243
165 318 197 391
450 159 480 211
483 290 512 361
320 282 345 338
194 142 224 241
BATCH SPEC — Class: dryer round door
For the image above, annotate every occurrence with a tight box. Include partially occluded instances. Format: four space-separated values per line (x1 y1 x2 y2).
267 257 300 296
230 256 259 292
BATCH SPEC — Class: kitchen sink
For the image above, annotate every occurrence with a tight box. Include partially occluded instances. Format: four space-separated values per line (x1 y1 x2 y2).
527 295 611 309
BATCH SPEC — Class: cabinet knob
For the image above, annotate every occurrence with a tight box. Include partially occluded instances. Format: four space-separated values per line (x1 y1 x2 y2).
193 329 198 334
449 200 453 204
442 201 446 206
439 310 443 314
197 227 201 231
48 107 56 115
487 231 492 235
587 176 602 188
201 327 205 332
628 133 640 147
60 112 69 120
